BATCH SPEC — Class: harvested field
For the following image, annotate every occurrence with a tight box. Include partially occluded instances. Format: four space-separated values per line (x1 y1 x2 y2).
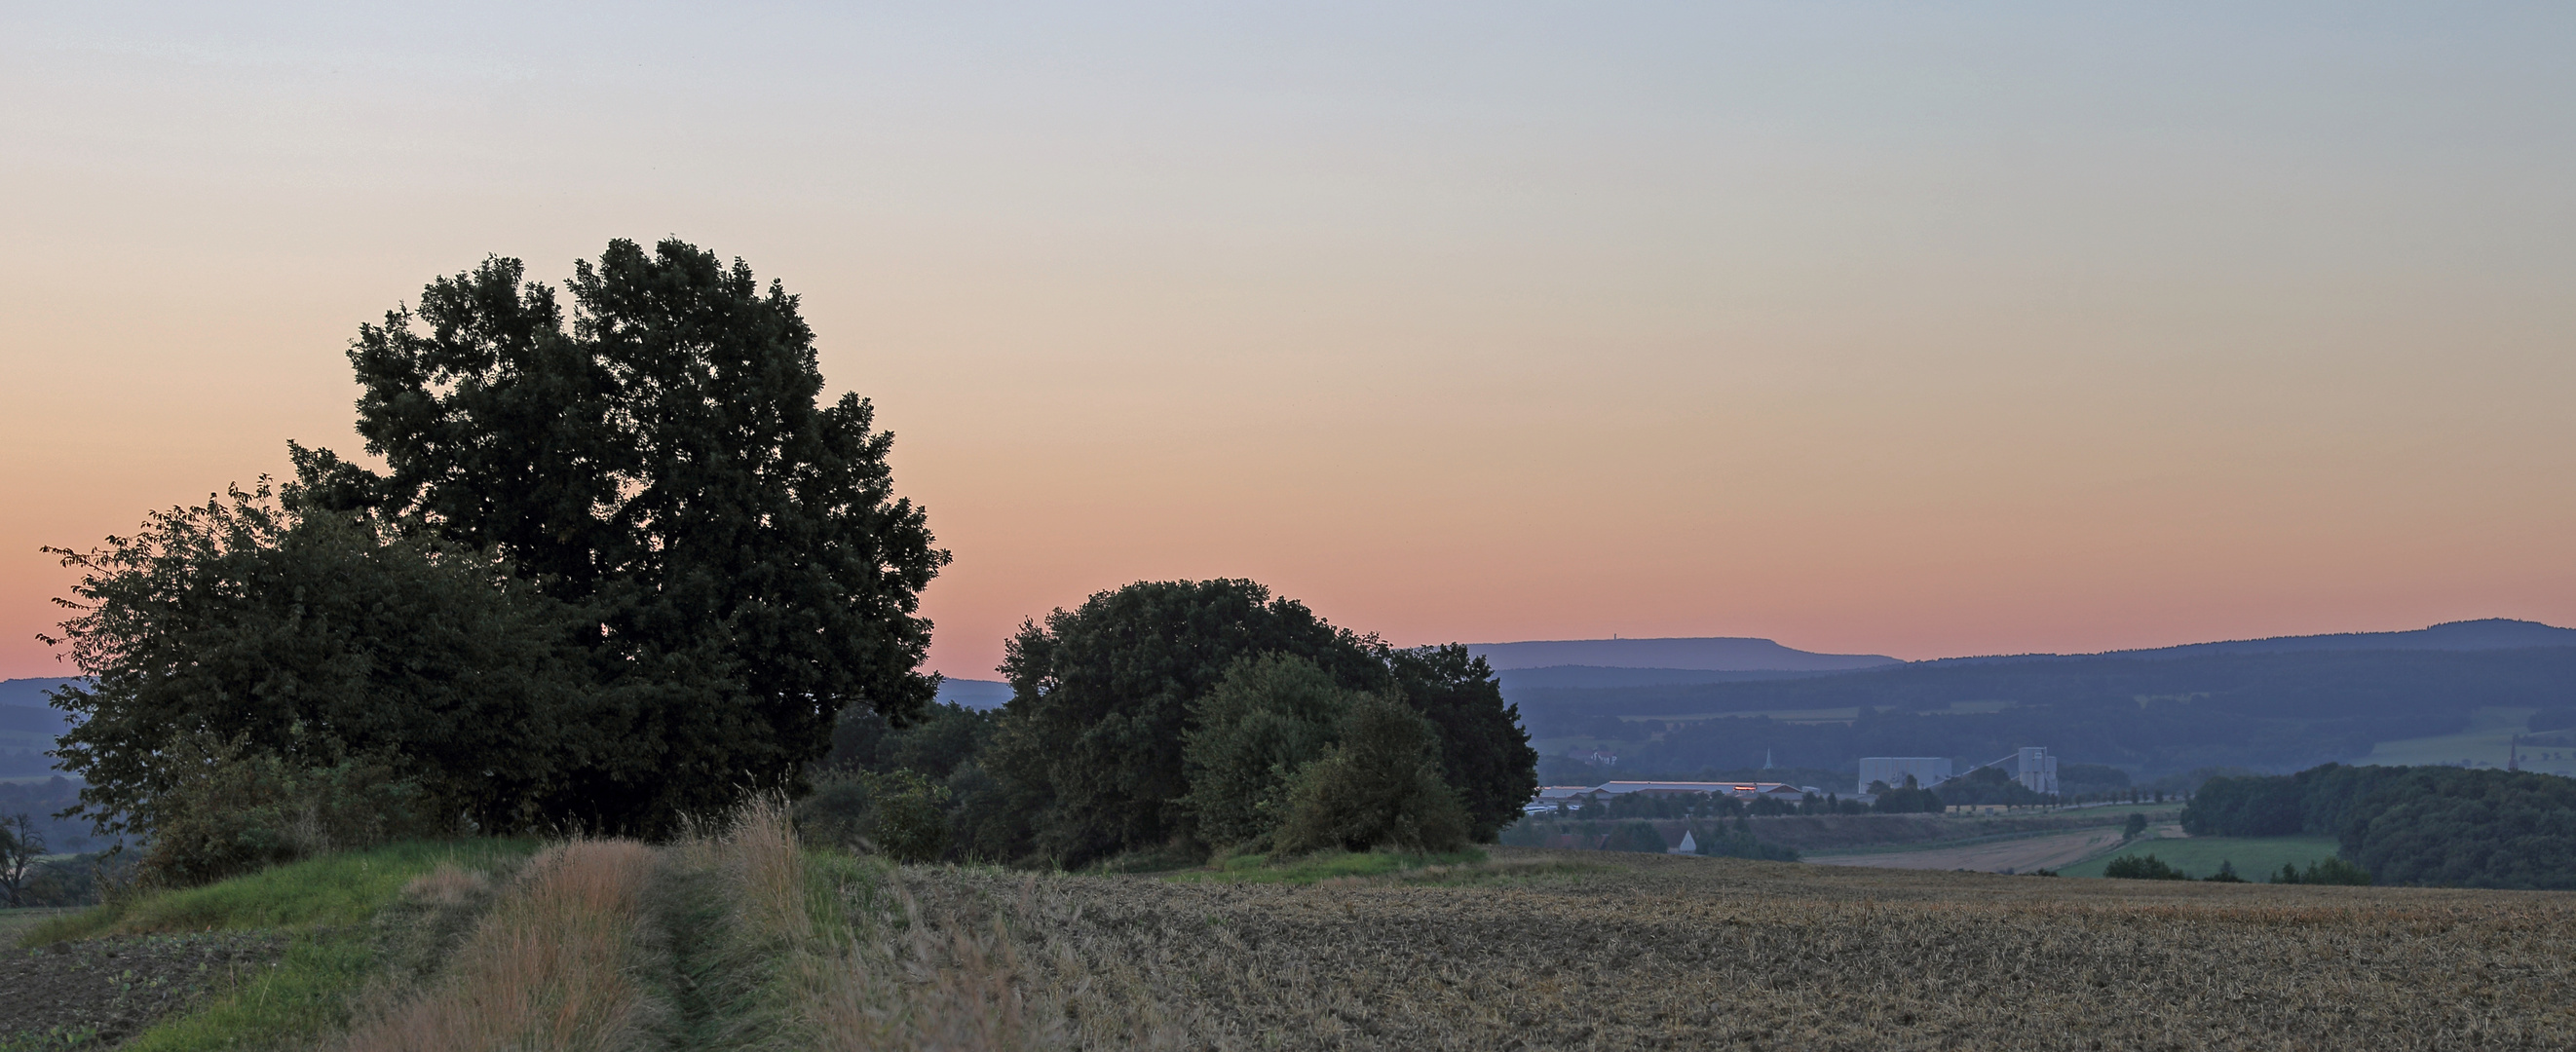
1808 824 2126 873
1733 809 2139 852
847 847 2576 1050
0 930 285 1047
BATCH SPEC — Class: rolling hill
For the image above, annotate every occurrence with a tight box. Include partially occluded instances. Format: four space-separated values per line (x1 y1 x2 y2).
1500 621 2576 782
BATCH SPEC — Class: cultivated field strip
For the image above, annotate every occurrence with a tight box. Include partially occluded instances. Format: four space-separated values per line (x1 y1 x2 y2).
858 850 2576 1050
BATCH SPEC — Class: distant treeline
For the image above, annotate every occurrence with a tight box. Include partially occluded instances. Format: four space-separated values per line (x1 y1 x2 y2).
2183 765 2576 889
1513 649 2576 776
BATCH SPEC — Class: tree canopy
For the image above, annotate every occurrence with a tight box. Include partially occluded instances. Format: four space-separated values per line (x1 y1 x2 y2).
983 579 1387 865
979 579 1535 866
48 239 946 844
293 239 948 832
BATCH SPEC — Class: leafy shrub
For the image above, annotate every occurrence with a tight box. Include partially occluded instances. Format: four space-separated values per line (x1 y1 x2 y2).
794 769 952 862
128 730 436 889
44 485 600 844
2123 812 2149 839
2204 860 2246 883
863 770 954 863
792 775 875 851
1872 775 1945 814
1607 822 1668 853
1179 655 1358 849
1272 695 1470 855
2102 854 2188 881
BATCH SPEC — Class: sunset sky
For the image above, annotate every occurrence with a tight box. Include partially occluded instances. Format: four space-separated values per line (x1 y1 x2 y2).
5 3 2572 682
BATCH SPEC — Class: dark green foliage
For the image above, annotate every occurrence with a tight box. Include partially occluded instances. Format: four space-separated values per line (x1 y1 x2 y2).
294 240 947 834
985 579 1385 866
858 769 953 863
2124 812 2149 840
2103 853 2188 881
1921 766 2051 807
811 700 998 862
1608 821 1668 853
792 777 874 852
42 484 597 843
2270 857 2371 885
2187 764 2576 888
2181 773 2309 837
2204 860 2245 883
823 701 997 781
2059 763 2134 795
1873 775 1945 814
1179 656 1360 849
125 730 439 888
791 769 952 862
1385 645 1538 842
1271 695 1472 855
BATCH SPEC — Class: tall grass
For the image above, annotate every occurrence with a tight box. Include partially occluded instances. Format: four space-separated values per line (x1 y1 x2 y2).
336 840 666 1052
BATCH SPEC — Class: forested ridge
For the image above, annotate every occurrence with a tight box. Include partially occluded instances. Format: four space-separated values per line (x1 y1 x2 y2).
1519 648 2576 777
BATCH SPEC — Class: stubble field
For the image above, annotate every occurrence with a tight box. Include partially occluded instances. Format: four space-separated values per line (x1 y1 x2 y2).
871 847 2576 1050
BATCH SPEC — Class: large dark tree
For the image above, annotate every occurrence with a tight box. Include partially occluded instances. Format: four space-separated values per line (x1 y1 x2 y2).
985 580 1385 866
1385 645 1537 842
294 239 947 832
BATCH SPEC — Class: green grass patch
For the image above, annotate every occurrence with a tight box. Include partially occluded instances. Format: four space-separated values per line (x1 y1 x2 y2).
19 840 534 947
2059 836 2342 881
1167 848 1490 885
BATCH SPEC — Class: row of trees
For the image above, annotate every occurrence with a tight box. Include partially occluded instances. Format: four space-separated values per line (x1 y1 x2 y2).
2183 764 2576 889
2102 853 2368 884
39 240 1535 883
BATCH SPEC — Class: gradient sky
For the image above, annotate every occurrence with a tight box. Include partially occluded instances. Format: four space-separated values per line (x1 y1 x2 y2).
5 3 2574 682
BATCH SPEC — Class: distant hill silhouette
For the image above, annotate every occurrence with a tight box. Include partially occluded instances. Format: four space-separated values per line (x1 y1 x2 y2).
1465 637 1899 673
1929 619 2576 666
1492 666 1842 693
934 677 1013 710
0 678 75 735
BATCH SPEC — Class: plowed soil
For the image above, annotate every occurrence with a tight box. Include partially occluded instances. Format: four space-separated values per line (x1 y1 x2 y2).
0 930 284 1046
869 847 2576 1050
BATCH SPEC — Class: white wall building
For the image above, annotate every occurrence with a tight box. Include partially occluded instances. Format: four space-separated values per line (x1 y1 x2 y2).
2015 747 2060 795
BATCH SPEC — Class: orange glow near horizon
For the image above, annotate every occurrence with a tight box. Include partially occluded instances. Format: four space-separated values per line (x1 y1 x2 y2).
5 6 2574 683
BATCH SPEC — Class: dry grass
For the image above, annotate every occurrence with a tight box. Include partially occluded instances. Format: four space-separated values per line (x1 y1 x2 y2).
820 848 2576 1051
337 840 666 1052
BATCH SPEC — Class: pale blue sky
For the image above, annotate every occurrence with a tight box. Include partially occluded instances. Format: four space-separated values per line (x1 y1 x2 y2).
6 3 2573 676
